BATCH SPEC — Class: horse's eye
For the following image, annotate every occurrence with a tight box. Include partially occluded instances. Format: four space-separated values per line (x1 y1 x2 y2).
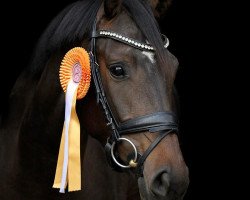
109 64 127 79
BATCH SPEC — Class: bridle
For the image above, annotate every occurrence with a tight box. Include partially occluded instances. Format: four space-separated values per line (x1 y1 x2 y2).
89 22 178 177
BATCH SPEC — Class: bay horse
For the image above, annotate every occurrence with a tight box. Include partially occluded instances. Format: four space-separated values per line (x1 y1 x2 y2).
0 0 189 199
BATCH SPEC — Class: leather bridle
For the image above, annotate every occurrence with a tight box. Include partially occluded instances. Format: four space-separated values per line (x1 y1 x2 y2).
89 22 178 177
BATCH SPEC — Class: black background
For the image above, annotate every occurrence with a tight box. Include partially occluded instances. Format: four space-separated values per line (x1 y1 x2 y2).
1 0 232 199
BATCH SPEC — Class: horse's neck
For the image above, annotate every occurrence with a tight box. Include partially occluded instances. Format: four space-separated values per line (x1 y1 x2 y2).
0 70 37 131
0 62 140 199
0 52 86 192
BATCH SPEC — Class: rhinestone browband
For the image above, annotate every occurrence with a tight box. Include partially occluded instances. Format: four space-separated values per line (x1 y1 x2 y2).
93 30 169 52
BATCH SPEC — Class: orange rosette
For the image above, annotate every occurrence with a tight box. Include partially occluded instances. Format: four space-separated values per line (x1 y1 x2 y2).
59 47 91 99
53 47 91 193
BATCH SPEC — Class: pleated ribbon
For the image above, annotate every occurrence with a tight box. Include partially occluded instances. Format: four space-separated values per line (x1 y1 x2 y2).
53 47 91 193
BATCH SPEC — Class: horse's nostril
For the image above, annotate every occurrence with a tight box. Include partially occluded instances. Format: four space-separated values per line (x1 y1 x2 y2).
150 167 189 199
151 171 170 197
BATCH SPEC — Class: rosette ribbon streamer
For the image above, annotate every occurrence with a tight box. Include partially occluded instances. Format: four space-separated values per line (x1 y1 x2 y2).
53 47 91 193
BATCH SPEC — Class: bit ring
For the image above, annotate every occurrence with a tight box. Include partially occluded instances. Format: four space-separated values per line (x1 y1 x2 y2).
111 137 138 168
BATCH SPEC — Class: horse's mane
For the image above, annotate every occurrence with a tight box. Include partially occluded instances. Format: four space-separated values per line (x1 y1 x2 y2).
29 0 168 76
28 0 102 76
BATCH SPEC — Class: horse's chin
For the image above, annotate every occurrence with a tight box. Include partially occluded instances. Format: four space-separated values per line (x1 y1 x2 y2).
138 177 149 200
138 177 185 200
138 177 163 200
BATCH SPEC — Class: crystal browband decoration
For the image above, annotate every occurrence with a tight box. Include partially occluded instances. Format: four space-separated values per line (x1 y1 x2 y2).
95 30 155 51
94 30 169 52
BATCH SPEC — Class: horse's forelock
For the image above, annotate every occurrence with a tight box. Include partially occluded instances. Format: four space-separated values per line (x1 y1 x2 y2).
122 0 174 84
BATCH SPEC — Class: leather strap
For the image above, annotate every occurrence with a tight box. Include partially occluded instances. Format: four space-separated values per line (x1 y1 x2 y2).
93 30 169 52
136 130 173 177
90 22 120 140
93 30 154 51
118 112 178 134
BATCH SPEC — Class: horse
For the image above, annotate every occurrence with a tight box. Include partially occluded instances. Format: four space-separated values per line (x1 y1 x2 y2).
0 0 189 199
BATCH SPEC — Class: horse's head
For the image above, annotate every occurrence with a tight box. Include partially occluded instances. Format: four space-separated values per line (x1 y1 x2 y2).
80 0 189 199
0 0 189 198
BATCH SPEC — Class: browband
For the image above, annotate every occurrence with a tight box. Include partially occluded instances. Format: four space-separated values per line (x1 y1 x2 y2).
92 30 169 52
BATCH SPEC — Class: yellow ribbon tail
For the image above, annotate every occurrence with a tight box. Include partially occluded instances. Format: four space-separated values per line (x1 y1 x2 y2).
68 91 81 191
53 125 66 189
53 83 81 192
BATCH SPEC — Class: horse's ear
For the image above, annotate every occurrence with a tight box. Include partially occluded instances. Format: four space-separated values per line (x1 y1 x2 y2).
104 0 122 19
146 0 172 18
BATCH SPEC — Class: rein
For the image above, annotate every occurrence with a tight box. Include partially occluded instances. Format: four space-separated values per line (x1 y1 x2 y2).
90 22 178 177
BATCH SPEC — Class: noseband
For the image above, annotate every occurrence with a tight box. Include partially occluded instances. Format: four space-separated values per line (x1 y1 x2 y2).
89 23 178 177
